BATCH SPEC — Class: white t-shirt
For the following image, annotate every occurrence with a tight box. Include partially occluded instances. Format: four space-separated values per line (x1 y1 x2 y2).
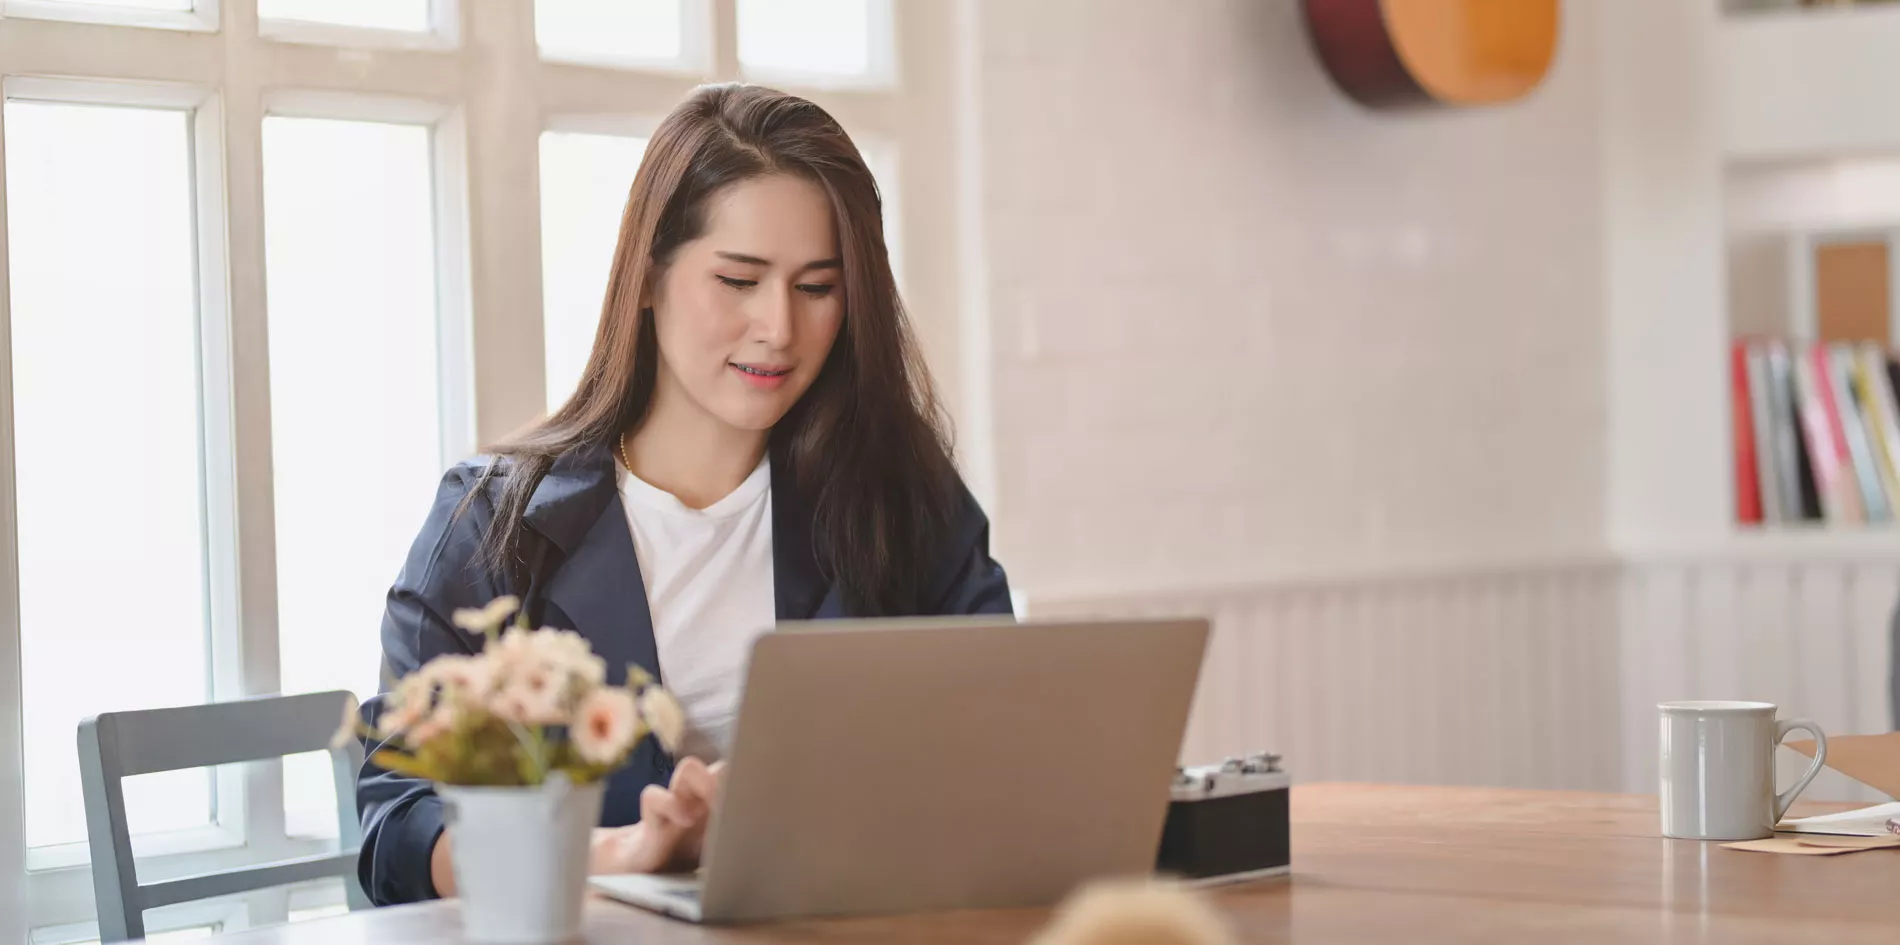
618 456 776 761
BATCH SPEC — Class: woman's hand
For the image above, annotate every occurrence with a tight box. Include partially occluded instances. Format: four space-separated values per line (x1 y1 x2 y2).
590 757 724 875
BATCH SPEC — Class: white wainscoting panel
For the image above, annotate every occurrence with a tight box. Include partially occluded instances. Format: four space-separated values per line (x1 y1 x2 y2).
1028 563 1626 793
1029 550 1899 802
1618 553 1899 802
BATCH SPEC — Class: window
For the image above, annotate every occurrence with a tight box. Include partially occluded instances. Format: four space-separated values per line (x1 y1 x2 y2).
859 140 903 287
264 115 445 706
286 904 348 922
58 925 217 945
1 0 940 936
263 115 449 837
737 0 891 83
539 130 649 412
30 0 191 9
5 100 213 852
257 0 432 32
535 0 691 68
6 0 209 32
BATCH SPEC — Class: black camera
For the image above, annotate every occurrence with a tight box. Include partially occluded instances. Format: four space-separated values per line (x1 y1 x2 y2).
1154 752 1291 883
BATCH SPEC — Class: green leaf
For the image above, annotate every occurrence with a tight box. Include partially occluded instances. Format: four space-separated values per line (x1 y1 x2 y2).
626 664 654 690
371 749 444 781
552 761 614 785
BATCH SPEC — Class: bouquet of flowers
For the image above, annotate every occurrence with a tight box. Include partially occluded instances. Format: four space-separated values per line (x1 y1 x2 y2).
332 595 684 785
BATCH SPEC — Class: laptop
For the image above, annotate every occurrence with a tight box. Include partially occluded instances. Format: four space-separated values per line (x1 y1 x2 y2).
588 615 1209 924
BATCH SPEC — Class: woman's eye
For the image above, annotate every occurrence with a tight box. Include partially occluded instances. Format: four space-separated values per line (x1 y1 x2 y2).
796 283 836 298
716 275 757 290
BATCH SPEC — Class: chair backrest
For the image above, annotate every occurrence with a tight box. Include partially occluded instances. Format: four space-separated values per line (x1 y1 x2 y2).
77 690 371 942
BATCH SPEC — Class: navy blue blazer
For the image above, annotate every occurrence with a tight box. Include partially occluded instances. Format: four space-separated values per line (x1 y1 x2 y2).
355 441 1012 905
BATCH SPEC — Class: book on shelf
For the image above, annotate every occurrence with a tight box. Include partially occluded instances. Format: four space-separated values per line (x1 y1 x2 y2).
1853 346 1900 516
1733 338 1900 528
1733 343 1764 524
1828 344 1889 522
1767 343 1822 520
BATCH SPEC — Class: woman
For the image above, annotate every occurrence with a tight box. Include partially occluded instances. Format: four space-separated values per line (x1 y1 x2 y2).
356 83 1012 906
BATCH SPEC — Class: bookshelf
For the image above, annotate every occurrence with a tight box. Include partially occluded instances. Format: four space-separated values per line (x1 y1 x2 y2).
1724 0 1900 15
1607 0 1900 553
1647 527 1900 565
1720 3 1900 536
1727 337 1900 530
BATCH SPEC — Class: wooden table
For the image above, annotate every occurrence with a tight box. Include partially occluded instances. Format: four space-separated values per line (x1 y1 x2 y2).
192 785 1900 944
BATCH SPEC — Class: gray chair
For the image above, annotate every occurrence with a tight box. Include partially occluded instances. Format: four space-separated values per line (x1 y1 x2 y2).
77 690 371 942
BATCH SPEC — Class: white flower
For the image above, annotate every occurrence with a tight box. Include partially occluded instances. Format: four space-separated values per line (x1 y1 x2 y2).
425 653 496 700
492 628 603 681
375 695 429 740
487 664 565 725
376 668 447 738
638 685 686 755
329 694 362 750
406 701 459 747
510 666 568 724
572 688 639 765
534 629 607 686
489 627 540 675
487 627 606 718
486 689 528 725
452 595 520 636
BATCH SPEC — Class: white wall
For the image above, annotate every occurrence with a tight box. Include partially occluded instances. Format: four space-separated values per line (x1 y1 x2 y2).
963 0 1607 600
951 0 1898 787
1600 0 1730 552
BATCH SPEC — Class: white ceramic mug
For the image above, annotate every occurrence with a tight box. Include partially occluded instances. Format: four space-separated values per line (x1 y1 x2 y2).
1658 701 1828 841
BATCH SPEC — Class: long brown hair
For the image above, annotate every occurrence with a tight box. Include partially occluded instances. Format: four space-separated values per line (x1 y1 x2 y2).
476 83 958 615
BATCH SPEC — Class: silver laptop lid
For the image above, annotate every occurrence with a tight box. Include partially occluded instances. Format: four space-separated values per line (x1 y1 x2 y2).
696 616 1209 923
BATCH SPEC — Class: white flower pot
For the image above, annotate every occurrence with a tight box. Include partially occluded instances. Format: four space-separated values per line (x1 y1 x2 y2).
439 774 605 945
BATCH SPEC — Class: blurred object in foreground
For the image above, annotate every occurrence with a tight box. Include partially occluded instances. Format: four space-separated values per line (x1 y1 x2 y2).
1027 881 1235 945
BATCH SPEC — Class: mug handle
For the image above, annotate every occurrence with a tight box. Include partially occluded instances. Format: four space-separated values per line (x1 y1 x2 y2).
1773 719 1828 823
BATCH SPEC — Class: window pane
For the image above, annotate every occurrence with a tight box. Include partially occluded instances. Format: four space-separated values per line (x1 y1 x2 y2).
264 115 440 704
287 904 348 922
25 0 191 9
540 131 647 413
859 141 902 288
64 926 218 945
280 749 338 839
286 877 351 919
5 101 212 849
258 0 429 32
536 0 682 64
264 116 443 833
737 0 875 78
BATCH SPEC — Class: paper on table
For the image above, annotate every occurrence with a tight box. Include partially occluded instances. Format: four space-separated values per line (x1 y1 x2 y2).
1778 801 1900 837
1725 835 1900 856
1784 733 1900 799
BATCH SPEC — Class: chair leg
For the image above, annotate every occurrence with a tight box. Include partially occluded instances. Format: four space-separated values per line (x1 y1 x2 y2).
78 721 143 942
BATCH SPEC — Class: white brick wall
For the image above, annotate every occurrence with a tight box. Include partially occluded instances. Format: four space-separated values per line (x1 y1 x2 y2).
966 0 1608 598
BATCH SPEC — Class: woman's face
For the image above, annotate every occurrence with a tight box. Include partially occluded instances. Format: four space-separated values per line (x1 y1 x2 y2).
648 172 844 434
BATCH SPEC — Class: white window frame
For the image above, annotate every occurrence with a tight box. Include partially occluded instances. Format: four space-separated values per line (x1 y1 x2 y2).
0 0 960 938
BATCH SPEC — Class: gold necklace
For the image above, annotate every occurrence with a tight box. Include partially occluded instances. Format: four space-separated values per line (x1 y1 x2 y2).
617 432 635 473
